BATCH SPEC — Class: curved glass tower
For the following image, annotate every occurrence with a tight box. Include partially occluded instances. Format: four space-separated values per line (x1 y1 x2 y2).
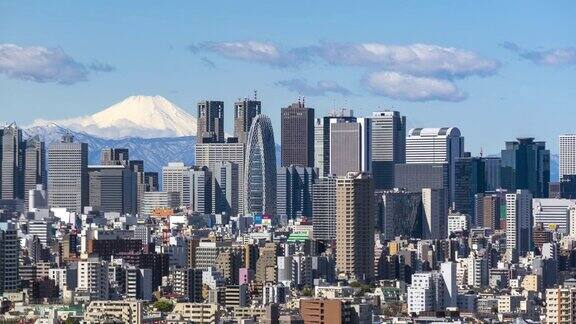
244 114 277 217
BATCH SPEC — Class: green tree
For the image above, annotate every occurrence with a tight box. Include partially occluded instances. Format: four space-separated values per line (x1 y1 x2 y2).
154 299 175 312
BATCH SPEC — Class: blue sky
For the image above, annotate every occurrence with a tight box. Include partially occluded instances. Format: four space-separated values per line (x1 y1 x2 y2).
1 1 575 153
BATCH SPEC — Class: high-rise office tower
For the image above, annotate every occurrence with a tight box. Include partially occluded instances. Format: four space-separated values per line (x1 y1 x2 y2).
506 190 533 259
144 172 159 192
212 161 239 216
335 172 374 282
422 188 448 239
312 176 337 241
559 134 576 180
234 98 261 144
1 123 24 200
0 221 20 293
394 163 449 192
129 160 145 214
314 109 355 177
100 148 129 166
197 100 224 143
406 127 464 203
24 136 45 210
560 175 576 199
371 111 406 190
482 156 501 191
244 114 277 216
162 162 192 207
281 101 314 167
48 135 89 213
501 137 550 198
454 155 485 226
195 140 246 213
191 167 212 214
378 189 423 240
329 118 371 176
88 165 137 214
533 198 576 234
277 165 317 220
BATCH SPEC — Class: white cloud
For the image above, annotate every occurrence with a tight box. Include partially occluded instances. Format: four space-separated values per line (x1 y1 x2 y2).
276 78 352 96
363 71 467 102
308 42 500 78
0 43 113 85
502 42 576 66
190 41 305 67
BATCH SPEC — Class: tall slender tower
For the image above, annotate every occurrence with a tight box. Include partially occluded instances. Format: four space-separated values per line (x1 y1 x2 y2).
371 111 406 190
506 190 533 260
335 172 374 282
197 100 224 143
281 101 315 167
329 118 371 177
314 110 355 177
24 136 45 210
244 114 277 217
48 134 88 213
234 98 261 144
559 134 576 180
1 123 24 200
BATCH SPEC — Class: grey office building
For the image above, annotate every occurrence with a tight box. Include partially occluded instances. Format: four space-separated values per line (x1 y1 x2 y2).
312 177 337 240
281 102 314 168
329 118 371 177
24 136 45 210
482 156 501 191
88 165 137 214
501 137 550 198
277 165 317 220
48 135 88 213
100 148 129 166
0 221 20 293
234 99 261 144
454 156 485 226
1 124 24 200
394 163 449 192
371 111 406 190
212 161 239 216
197 100 225 143
314 110 355 177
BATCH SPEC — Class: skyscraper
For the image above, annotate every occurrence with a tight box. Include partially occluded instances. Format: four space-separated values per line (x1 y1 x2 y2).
406 127 464 203
24 136 45 210
312 176 337 241
244 114 277 216
48 135 88 213
371 111 406 190
482 156 501 191
559 134 576 180
88 165 137 214
454 155 485 226
129 160 145 214
314 109 355 177
162 162 192 207
281 101 314 167
0 221 20 293
100 148 129 166
378 189 423 240
1 123 24 200
335 172 374 282
277 165 317 220
234 98 261 144
506 190 533 259
212 161 239 216
329 118 371 176
422 188 448 240
501 137 550 198
197 100 225 143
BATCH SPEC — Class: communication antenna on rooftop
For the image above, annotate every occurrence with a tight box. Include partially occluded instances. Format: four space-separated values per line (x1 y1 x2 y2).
253 90 258 101
480 147 484 157
302 96 306 108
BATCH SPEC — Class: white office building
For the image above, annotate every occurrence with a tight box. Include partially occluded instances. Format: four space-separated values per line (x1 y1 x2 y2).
533 198 576 234
559 134 576 179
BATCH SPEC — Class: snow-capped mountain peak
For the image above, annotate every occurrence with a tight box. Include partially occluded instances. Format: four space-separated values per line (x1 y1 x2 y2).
29 95 197 139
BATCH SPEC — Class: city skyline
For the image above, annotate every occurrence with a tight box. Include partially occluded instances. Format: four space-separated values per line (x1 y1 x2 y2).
1 1 575 154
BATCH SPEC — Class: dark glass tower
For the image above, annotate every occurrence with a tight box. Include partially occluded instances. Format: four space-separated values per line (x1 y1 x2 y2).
454 155 486 226
234 99 261 144
500 138 550 198
197 100 224 143
281 101 315 167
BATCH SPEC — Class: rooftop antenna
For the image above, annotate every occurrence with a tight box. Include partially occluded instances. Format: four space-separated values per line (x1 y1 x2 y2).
480 147 483 157
253 90 258 101
302 96 306 108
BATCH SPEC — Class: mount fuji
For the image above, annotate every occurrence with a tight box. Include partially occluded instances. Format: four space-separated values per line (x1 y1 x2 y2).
25 95 198 171
29 95 197 139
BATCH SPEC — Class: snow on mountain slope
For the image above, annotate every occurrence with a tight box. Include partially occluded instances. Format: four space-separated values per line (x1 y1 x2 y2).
29 95 197 139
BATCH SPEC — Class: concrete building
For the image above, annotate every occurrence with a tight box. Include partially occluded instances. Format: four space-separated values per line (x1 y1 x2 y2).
100 148 129 166
281 101 314 168
84 300 142 324
211 161 239 216
329 118 371 176
560 134 576 180
172 268 203 302
141 191 180 215
167 303 219 324
336 172 374 282
1 124 24 200
162 162 193 207
234 98 261 144
23 136 45 210
422 188 448 239
533 198 575 234
88 165 137 214
77 258 109 300
300 298 349 324
197 100 224 143
506 190 533 259
371 111 406 190
0 221 20 293
545 286 576 324
125 267 153 301
314 110 355 177
47 135 88 213
406 127 464 203
312 176 337 241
